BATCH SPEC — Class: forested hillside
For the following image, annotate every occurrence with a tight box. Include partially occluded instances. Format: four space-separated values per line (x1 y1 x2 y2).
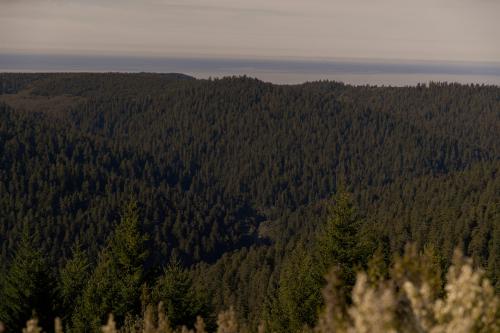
0 73 498 332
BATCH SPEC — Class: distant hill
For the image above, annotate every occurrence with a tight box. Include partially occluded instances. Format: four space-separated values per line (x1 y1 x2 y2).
0 73 498 329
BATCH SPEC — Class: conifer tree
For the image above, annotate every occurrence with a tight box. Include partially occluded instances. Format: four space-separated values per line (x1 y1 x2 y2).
270 191 367 332
271 246 323 332
0 228 54 332
316 191 366 287
72 202 148 332
59 242 91 324
153 258 211 329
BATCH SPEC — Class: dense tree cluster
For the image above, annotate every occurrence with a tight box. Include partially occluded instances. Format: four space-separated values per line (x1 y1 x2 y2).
0 73 498 331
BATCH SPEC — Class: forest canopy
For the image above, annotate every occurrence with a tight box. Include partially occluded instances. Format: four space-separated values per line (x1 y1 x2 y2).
0 73 498 332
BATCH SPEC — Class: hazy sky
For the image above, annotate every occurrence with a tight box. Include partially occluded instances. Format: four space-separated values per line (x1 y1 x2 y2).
1 0 499 62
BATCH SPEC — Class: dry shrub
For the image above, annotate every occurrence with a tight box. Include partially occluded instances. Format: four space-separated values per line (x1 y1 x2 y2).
216 307 238 333
315 247 500 333
21 319 42 333
55 318 64 333
102 315 118 333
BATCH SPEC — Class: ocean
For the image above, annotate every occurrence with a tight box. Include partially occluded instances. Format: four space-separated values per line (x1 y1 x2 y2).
1 53 500 86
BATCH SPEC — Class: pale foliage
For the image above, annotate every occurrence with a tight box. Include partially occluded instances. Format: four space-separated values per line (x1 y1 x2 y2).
102 315 118 333
55 318 64 333
216 307 238 333
315 272 399 333
315 249 500 333
100 303 204 333
347 273 397 333
405 251 499 333
21 319 42 333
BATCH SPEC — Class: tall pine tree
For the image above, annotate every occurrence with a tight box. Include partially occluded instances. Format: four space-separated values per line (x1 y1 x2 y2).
72 202 148 332
58 242 91 325
0 228 54 332
269 191 367 332
316 191 366 286
152 258 212 329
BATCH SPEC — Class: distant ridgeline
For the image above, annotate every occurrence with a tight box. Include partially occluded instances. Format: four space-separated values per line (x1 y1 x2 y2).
0 73 498 331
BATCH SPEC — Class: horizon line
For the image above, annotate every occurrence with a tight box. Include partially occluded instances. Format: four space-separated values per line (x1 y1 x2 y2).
1 51 500 68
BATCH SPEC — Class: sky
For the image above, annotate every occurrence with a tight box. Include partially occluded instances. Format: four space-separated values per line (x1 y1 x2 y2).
1 0 500 63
